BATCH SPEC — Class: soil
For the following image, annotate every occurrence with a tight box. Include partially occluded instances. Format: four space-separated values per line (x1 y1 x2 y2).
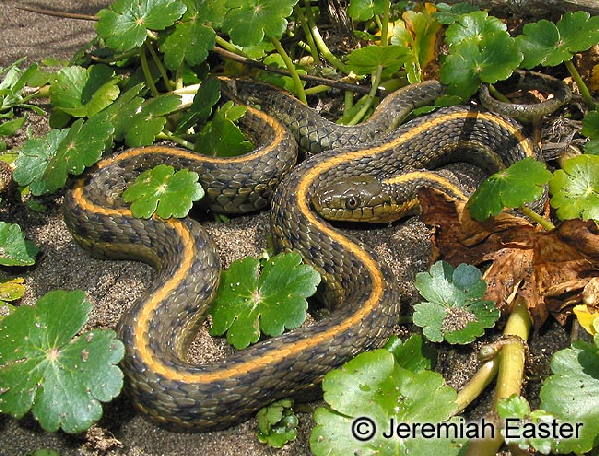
0 2 573 455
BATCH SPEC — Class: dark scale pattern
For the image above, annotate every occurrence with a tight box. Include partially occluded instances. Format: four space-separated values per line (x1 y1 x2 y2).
227 79 446 154
62 80 543 432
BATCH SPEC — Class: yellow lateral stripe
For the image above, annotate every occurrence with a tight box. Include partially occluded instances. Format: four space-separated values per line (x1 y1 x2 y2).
71 108 533 385
384 171 468 200
93 107 287 171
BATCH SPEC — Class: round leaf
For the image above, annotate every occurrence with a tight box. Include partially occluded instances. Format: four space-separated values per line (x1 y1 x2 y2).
549 154 599 221
468 158 551 221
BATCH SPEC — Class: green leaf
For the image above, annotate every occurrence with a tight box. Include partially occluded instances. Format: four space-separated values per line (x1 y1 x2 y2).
582 110 599 155
468 158 551 221
390 10 442 83
549 154 599 222
123 93 181 147
0 115 26 137
412 261 499 344
94 83 145 143
384 334 436 373
222 0 299 47
309 349 461 456
540 340 599 454
122 163 204 219
176 78 221 135
96 0 187 52
496 396 562 454
345 45 410 78
517 11 599 69
49 65 120 120
444 11 506 48
440 31 522 99
209 252 320 350
159 0 226 70
0 222 38 267
13 129 68 195
433 2 480 25
257 398 298 448
347 0 388 22
0 290 124 433
197 101 254 157
0 277 25 304
44 116 115 193
0 60 46 117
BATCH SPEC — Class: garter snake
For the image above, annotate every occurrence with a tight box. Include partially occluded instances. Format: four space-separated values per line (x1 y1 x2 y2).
63 77 553 431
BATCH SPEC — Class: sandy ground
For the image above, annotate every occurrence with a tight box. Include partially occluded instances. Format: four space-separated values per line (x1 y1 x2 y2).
0 2 572 455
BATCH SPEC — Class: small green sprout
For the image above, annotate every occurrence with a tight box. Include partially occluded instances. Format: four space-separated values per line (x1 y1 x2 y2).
0 290 125 433
496 395 564 454
122 164 204 219
257 398 298 447
412 260 499 344
209 252 320 350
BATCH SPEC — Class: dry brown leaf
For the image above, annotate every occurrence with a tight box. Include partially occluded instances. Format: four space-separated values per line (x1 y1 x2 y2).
419 188 599 327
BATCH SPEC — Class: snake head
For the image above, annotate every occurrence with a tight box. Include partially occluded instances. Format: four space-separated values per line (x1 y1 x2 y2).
312 175 403 223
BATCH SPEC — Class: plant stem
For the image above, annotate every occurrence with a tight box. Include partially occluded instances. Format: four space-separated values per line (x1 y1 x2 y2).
453 359 499 415
346 65 383 125
520 206 555 231
301 0 347 73
155 130 194 150
493 296 530 407
269 37 307 104
465 295 531 456
565 59 597 110
140 45 159 97
215 35 241 55
146 42 173 92
295 3 320 63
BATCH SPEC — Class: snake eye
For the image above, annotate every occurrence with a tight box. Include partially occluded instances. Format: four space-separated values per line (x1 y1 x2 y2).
346 197 360 210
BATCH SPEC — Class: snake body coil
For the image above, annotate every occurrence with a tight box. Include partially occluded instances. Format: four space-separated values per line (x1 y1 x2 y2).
64 80 541 431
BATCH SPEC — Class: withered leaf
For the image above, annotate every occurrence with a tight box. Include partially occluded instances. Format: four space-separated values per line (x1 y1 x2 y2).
419 188 599 327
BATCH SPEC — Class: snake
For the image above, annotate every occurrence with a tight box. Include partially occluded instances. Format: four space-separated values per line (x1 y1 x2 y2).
63 73 564 432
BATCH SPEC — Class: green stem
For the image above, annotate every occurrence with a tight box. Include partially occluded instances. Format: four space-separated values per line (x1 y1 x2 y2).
520 206 555 231
295 3 319 63
302 1 347 73
466 296 531 456
146 42 173 92
493 296 530 407
155 130 194 150
140 45 159 97
346 64 383 126
270 37 307 104
487 83 512 104
453 359 499 415
565 59 597 110
304 84 331 96
215 35 241 55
